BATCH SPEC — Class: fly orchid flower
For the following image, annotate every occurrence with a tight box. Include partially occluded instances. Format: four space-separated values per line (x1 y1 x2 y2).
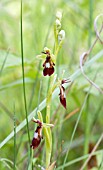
42 49 55 76
30 119 43 149
59 79 71 109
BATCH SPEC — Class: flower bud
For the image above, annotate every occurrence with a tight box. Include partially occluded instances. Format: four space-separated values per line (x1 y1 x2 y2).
56 11 62 21
55 19 61 29
58 30 65 42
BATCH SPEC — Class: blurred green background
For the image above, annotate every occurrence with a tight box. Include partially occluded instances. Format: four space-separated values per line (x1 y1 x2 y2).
0 0 103 169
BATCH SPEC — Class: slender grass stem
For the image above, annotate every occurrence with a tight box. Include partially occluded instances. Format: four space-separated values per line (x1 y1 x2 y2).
84 2 93 169
83 98 90 168
0 49 9 76
13 105 16 170
88 0 93 52
20 0 31 154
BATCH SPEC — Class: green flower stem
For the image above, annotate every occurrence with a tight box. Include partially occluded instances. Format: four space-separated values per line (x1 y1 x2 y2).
46 75 55 123
44 127 52 167
54 23 59 52
38 110 52 168
43 21 64 167
45 75 55 168
44 22 64 167
55 39 64 58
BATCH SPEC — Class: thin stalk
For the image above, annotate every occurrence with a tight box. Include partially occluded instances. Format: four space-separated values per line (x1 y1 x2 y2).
45 75 54 168
54 24 58 52
83 95 91 160
28 150 34 170
46 75 54 123
14 105 16 170
83 2 93 169
20 0 31 155
88 0 93 52
0 48 9 76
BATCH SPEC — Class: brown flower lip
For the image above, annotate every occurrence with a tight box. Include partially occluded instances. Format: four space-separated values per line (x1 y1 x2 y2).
59 85 66 109
42 51 55 76
30 120 43 149
59 79 71 109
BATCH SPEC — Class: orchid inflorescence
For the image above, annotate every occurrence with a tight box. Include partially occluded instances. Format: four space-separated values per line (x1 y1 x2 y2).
30 10 70 169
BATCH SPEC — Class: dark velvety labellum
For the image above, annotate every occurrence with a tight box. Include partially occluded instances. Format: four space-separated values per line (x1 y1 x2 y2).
30 137 41 149
59 85 66 109
60 96 66 109
43 67 54 76
43 55 55 76
30 126 42 149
